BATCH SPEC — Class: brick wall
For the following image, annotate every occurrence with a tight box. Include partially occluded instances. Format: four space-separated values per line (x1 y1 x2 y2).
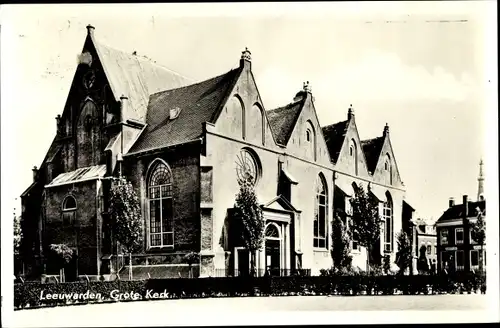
125 142 201 255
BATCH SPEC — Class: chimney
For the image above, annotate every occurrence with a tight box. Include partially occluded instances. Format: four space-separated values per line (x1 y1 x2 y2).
347 104 354 120
463 195 468 217
32 166 38 182
239 47 252 71
86 24 95 37
119 95 128 122
56 114 62 135
449 197 455 208
383 123 389 137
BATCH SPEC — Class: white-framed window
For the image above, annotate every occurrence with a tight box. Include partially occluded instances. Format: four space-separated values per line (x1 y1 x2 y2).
62 195 77 226
426 245 432 255
470 250 480 271
470 229 478 244
383 193 393 252
440 229 449 245
148 160 174 248
455 227 464 244
456 250 464 271
313 174 328 249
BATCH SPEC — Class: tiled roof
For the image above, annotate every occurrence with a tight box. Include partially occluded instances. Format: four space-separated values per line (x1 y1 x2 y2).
128 68 242 154
93 39 194 122
322 120 349 164
437 200 486 223
46 165 107 188
361 137 385 174
267 96 306 145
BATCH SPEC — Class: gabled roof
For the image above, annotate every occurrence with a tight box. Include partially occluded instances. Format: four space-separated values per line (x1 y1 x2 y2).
92 38 193 122
266 95 306 145
127 68 242 154
361 136 385 174
436 200 486 223
321 120 349 164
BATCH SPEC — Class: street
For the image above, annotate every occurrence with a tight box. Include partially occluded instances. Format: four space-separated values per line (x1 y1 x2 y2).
10 294 493 327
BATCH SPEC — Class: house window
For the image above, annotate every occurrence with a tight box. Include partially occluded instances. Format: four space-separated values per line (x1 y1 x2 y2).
313 175 328 248
455 228 464 244
62 195 77 225
470 250 479 270
383 193 393 252
456 250 464 271
470 229 477 244
426 245 432 255
440 229 449 245
306 129 311 142
148 160 174 248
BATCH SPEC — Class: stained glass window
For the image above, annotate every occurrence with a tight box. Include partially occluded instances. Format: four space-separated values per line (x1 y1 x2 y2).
314 175 328 248
235 149 260 186
148 161 174 247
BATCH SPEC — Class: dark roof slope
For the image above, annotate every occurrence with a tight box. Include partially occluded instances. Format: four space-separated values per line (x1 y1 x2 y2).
266 96 306 145
128 67 242 154
361 137 385 174
322 120 349 164
437 200 486 223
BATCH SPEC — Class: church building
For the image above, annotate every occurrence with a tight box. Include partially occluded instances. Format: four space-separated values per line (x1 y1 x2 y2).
20 25 408 280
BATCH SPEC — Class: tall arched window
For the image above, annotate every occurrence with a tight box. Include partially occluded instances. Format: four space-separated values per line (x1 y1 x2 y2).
62 195 77 226
148 160 174 248
350 139 358 175
313 174 328 248
383 192 393 252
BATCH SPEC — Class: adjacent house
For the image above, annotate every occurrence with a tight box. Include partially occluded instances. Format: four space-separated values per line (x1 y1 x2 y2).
435 160 486 273
20 25 409 280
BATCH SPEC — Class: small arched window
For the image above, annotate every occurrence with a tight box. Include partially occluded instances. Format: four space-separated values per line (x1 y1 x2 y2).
62 195 77 225
147 159 174 248
306 129 311 142
385 154 393 184
350 139 358 175
265 224 280 239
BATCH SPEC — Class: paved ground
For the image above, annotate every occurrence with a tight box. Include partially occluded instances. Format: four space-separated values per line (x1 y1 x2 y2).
10 294 493 327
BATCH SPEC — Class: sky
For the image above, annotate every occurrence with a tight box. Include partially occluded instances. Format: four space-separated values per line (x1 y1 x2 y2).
0 2 497 223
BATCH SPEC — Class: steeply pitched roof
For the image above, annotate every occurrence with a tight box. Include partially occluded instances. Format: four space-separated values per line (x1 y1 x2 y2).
128 68 242 154
92 39 193 122
322 120 349 164
437 200 486 223
266 96 306 146
361 136 385 174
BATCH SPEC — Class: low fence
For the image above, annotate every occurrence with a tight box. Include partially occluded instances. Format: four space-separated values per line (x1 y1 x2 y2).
14 272 486 310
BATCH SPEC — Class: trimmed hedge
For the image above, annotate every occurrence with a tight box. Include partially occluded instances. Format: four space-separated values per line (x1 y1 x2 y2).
14 272 486 310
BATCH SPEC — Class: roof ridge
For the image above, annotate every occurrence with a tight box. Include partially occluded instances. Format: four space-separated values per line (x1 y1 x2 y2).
150 67 240 97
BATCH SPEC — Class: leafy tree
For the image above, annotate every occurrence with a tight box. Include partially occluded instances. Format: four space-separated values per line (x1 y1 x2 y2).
234 178 264 276
109 177 143 280
14 214 22 255
417 245 429 274
330 210 352 271
49 243 75 282
350 184 383 271
395 231 412 275
471 209 486 272
183 252 200 278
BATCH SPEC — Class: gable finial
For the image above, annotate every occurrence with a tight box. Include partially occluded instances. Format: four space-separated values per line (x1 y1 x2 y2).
347 104 354 120
383 122 389 136
241 47 252 62
86 24 95 36
303 81 312 93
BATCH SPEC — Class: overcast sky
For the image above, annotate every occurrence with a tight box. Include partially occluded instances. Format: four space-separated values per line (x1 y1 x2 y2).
1 2 497 222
